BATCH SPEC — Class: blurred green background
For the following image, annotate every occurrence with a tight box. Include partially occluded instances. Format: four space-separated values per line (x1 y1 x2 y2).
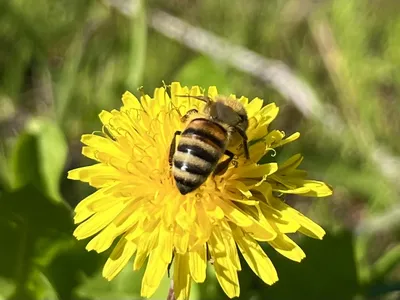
1 0 400 299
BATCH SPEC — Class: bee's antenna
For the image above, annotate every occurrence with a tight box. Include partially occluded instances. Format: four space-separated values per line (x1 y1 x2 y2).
176 94 212 104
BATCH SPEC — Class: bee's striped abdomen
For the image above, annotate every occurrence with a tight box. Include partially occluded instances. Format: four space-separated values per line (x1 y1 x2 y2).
172 118 227 195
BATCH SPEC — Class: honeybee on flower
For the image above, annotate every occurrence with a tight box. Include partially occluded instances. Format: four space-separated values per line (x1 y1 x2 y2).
68 82 332 299
169 94 250 195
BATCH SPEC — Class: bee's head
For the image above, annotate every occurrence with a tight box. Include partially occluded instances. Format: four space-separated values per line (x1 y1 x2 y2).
178 94 249 132
205 96 248 132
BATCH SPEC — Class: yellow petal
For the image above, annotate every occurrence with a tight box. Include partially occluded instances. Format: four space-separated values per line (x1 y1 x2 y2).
87 203 144 252
195 202 212 243
269 234 306 262
246 98 263 117
271 179 333 197
232 227 278 285
265 130 284 147
133 244 149 271
272 184 309 194
232 180 253 198
122 91 142 109
67 164 120 183
162 194 179 228
174 229 190 254
159 228 174 264
189 244 207 283
81 134 116 150
259 103 279 125
259 202 300 234
174 253 192 300
297 180 333 197
170 82 184 104
227 189 259 205
125 222 144 242
238 96 249 105
86 224 118 253
207 86 218 98
278 132 300 147
112 199 144 228
73 203 124 240
215 198 253 227
98 110 118 136
252 182 276 207
73 185 118 223
278 154 303 172
242 215 277 241
207 203 225 220
138 94 153 115
270 197 325 239
248 141 267 163
208 229 240 298
235 204 278 242
81 146 97 161
103 238 137 280
141 247 168 298
86 193 128 212
189 85 202 96
220 221 241 271
133 224 160 270
237 163 278 178
175 201 197 231
153 87 170 107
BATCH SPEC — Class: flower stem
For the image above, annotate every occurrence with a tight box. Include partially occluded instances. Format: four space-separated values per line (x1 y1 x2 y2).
167 279 176 300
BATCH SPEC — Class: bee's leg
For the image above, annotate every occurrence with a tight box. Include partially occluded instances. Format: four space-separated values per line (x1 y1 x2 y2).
213 150 236 176
169 131 182 166
234 127 250 159
168 251 175 278
181 108 198 123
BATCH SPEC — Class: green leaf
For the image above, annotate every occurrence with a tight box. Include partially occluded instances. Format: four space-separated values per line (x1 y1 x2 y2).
205 230 359 300
29 270 60 300
10 133 39 190
262 230 360 300
77 258 201 300
0 185 74 299
45 241 102 300
11 118 68 202
76 260 144 300
0 185 72 235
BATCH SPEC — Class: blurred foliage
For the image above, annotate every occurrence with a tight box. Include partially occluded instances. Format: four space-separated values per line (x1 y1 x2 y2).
0 0 400 299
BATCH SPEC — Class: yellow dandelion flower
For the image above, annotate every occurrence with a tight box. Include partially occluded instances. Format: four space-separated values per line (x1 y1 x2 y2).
68 82 333 299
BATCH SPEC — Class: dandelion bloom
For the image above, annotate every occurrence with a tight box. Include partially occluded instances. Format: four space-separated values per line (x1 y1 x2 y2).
68 82 332 299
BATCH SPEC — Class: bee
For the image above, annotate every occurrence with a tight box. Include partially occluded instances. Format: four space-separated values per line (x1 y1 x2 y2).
168 95 250 195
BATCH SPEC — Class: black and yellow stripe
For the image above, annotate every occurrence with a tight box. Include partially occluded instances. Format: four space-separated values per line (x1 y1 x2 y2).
172 118 228 195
